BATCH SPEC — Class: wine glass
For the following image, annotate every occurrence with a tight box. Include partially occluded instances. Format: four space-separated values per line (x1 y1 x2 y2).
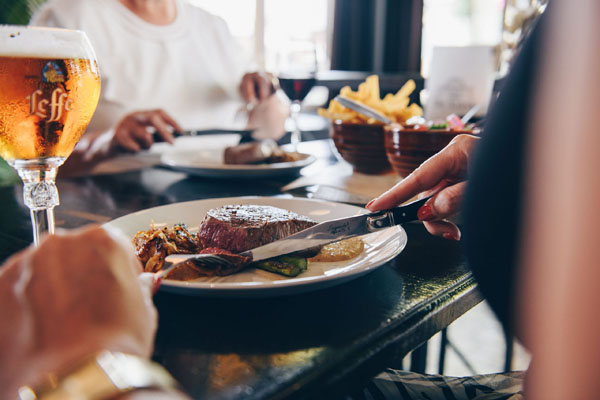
0 26 101 246
276 41 318 150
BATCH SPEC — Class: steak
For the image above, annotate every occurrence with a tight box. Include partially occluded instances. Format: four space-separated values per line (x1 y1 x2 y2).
163 247 252 280
197 204 317 253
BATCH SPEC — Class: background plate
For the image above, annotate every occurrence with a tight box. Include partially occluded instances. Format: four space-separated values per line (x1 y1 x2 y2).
104 197 407 297
160 151 316 179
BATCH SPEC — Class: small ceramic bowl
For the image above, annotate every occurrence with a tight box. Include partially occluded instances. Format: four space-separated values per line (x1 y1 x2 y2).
330 121 391 174
384 125 478 177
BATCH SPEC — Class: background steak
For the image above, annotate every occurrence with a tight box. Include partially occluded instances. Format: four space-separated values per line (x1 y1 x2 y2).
198 204 317 253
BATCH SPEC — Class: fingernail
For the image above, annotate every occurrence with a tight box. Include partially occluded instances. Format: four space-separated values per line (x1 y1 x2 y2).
366 199 376 209
153 276 162 295
443 232 460 241
417 204 435 221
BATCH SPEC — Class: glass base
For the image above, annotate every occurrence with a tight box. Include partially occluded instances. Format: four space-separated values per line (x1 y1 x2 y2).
9 157 64 246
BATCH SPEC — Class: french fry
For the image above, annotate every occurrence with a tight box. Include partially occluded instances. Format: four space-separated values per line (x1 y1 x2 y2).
319 75 422 124
395 79 416 101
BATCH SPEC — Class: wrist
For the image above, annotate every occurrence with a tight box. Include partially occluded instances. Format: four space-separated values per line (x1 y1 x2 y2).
18 350 178 400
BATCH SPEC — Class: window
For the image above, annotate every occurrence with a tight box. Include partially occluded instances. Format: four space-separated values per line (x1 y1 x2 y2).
187 0 333 71
421 0 504 76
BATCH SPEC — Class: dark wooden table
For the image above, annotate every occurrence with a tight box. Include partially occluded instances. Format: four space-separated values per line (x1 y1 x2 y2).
0 139 481 400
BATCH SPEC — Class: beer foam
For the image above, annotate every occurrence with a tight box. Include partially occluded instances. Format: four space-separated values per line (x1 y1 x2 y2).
0 25 96 60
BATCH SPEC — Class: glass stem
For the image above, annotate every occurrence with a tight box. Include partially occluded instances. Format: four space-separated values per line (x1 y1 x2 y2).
17 167 59 246
30 207 55 245
290 100 302 151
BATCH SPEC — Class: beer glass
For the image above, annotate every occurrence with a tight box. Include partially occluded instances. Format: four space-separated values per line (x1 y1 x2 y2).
0 26 101 246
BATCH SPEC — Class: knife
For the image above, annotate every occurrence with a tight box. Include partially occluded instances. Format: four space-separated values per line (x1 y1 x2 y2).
334 95 392 125
166 196 430 265
153 129 254 143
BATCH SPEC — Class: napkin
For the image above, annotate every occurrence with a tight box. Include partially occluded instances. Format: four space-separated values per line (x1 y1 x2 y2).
425 45 496 120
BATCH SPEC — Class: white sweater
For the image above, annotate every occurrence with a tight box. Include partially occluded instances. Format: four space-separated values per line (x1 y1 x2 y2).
30 0 250 132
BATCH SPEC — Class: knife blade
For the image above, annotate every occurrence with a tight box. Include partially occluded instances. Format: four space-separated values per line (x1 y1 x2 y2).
177 129 254 138
242 195 430 262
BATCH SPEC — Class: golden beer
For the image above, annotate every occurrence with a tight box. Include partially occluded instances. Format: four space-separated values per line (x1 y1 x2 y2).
0 56 100 161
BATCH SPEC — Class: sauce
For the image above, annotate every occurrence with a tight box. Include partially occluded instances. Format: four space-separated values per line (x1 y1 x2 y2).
308 238 364 262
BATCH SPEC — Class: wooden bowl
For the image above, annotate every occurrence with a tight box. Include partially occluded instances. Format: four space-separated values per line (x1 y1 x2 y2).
330 121 391 174
384 125 477 177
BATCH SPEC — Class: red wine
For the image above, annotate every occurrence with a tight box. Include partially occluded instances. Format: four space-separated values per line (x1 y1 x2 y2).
278 75 316 101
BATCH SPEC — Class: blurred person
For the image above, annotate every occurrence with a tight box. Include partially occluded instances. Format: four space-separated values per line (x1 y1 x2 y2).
29 0 287 173
365 1 600 399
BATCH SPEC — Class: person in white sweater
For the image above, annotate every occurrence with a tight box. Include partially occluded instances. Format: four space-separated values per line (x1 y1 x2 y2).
30 0 287 172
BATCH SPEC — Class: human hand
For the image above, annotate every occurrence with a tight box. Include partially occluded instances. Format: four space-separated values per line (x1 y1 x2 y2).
0 225 158 397
366 134 479 240
240 72 276 104
111 109 183 153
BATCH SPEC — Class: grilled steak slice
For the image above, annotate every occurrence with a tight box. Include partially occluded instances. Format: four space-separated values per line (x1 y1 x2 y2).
198 204 317 253
163 248 252 281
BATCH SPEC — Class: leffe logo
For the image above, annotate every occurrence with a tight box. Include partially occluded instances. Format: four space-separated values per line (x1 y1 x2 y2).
26 61 73 122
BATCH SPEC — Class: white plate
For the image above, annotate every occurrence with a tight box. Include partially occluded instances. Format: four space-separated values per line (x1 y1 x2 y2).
104 197 407 297
160 147 316 179
149 134 242 155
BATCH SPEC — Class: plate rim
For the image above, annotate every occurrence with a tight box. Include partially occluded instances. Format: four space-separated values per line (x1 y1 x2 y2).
104 196 406 297
160 151 317 171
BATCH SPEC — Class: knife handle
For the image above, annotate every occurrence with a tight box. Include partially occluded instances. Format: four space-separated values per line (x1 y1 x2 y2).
368 196 432 230
389 196 432 224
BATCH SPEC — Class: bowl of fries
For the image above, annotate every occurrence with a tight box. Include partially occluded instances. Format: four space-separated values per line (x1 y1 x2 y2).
319 75 423 174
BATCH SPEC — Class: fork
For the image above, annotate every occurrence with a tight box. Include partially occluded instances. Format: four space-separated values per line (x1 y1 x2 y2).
157 253 233 279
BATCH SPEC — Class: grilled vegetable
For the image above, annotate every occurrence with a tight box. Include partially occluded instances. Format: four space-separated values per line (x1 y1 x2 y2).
253 256 308 277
